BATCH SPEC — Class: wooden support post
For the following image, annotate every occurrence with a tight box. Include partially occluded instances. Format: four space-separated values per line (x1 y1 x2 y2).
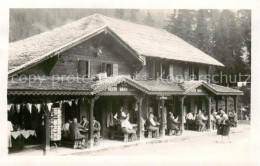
134 95 144 140
224 96 228 114
233 96 238 113
178 96 186 134
215 97 218 112
89 96 99 148
43 107 50 155
138 98 143 140
160 99 165 137
172 96 175 114
206 96 212 131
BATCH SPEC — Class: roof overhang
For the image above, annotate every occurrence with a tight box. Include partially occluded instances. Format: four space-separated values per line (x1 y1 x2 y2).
8 26 144 78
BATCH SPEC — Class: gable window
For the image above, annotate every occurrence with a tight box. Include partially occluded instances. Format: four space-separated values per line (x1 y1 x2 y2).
78 60 90 78
101 62 118 77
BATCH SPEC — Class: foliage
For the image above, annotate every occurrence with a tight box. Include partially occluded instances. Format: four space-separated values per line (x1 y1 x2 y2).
165 9 251 86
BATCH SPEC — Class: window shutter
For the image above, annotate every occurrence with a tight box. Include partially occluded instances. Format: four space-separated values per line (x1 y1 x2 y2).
112 64 118 76
169 64 174 77
78 60 86 77
87 61 91 78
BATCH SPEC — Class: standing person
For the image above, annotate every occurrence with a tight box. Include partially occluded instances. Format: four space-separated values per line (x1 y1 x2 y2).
195 110 207 132
114 106 127 121
69 118 86 149
217 114 231 143
7 120 13 149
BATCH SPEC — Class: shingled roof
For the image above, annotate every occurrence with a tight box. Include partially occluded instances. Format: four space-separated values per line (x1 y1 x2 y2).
9 14 224 75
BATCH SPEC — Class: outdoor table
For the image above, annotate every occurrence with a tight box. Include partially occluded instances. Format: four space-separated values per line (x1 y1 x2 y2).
11 130 37 139
10 130 37 150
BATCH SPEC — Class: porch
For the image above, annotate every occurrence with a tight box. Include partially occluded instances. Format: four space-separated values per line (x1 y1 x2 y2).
9 122 249 156
7 76 243 155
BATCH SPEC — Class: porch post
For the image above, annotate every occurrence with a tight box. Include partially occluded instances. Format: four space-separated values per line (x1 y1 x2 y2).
215 97 219 112
138 97 143 140
134 95 144 140
206 96 212 131
160 99 165 137
233 96 238 113
43 106 50 155
89 96 99 148
224 96 228 114
178 96 186 134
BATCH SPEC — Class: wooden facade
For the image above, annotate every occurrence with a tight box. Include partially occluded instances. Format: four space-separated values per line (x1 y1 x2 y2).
7 14 243 153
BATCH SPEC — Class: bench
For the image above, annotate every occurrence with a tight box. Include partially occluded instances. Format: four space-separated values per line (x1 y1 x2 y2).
110 125 130 142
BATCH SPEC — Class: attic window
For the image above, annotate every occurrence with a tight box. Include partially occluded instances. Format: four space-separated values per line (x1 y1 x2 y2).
78 60 90 78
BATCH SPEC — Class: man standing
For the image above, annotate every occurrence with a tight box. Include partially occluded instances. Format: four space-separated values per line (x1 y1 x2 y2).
195 110 207 132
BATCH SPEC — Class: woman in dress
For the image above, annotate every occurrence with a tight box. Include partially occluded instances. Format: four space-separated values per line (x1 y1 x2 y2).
217 114 231 143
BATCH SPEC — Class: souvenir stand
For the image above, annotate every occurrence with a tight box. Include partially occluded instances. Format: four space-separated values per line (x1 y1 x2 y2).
49 105 62 148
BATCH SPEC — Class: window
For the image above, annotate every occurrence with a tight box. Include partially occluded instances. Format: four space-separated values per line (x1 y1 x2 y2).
101 62 118 77
78 60 90 78
162 63 169 79
189 65 199 80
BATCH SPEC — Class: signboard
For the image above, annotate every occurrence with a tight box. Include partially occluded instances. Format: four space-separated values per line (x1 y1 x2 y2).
107 84 136 92
156 96 173 100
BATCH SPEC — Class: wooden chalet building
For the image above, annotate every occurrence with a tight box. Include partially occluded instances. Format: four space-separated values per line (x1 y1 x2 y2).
8 14 243 151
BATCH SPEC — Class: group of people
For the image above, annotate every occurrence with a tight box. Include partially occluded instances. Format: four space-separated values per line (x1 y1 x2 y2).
62 116 101 149
113 107 138 141
186 109 209 131
145 111 181 138
215 109 238 143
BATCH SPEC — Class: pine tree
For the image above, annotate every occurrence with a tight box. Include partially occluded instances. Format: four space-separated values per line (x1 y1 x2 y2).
194 10 213 55
164 9 196 45
213 10 245 85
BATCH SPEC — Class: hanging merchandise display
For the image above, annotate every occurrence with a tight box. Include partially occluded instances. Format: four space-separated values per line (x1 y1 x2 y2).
49 106 62 141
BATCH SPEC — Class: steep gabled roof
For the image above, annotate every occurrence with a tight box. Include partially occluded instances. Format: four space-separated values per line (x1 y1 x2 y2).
9 14 224 76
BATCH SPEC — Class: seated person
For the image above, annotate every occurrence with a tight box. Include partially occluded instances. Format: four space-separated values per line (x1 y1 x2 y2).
167 112 179 134
62 119 72 140
69 118 87 149
146 113 159 138
80 116 89 130
186 112 195 121
121 114 137 141
195 110 207 131
93 117 101 144
186 111 195 126
176 114 186 124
